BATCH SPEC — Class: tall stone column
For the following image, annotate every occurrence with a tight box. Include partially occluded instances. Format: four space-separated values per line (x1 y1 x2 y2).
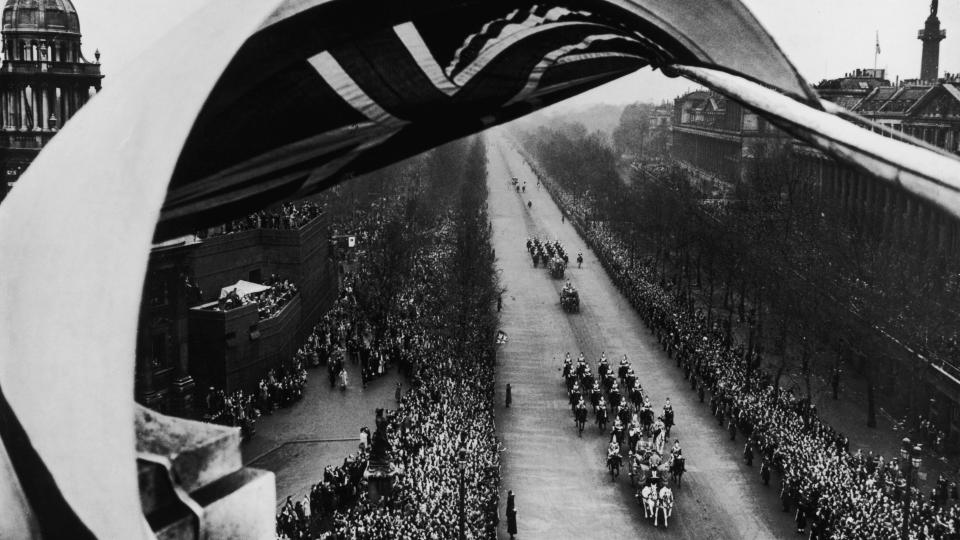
40 86 48 131
1 89 7 131
30 84 40 131
18 85 26 131
61 87 69 123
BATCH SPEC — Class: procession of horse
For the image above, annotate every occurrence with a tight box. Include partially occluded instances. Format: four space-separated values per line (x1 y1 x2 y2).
561 351 685 529
518 174 683 529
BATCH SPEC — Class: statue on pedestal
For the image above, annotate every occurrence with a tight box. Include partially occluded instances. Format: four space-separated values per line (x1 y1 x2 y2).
364 408 397 503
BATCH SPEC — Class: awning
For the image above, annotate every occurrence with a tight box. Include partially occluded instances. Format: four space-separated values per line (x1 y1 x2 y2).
219 280 271 299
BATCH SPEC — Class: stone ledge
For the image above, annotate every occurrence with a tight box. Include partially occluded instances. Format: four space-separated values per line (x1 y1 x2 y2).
135 405 241 494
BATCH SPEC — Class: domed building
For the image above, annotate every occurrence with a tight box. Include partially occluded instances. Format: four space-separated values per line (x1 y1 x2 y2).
0 0 102 201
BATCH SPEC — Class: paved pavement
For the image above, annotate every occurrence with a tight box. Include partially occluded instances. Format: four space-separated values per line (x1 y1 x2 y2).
487 131 797 539
242 358 402 509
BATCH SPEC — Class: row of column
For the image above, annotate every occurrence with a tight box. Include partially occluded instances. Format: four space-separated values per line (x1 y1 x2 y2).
7 39 80 63
0 82 95 131
672 131 739 182
813 154 958 256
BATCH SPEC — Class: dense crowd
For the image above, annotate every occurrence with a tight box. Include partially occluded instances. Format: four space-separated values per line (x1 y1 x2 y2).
277 141 501 539
534 156 960 539
202 362 307 438
277 211 501 539
203 201 324 237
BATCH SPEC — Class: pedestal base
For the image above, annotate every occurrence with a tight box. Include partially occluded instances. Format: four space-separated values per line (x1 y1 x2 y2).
364 460 397 504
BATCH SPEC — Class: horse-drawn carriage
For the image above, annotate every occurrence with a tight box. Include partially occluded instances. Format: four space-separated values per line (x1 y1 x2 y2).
560 283 579 312
629 444 677 528
549 256 566 279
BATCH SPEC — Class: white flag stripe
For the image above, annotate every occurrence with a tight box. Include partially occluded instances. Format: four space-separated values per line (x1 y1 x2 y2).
308 51 403 126
447 7 598 77
394 23 459 96
555 51 645 66
506 34 638 105
452 21 610 87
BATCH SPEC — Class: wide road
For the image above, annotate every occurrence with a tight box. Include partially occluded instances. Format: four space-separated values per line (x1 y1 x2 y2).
488 131 796 540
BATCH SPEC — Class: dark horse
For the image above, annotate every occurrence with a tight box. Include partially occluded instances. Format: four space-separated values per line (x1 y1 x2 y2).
607 452 622 481
596 406 608 431
575 404 587 437
670 455 686 487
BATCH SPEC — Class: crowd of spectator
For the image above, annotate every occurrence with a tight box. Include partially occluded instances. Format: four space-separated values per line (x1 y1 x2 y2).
276 185 501 539
202 362 307 439
202 201 324 237
217 275 299 320
537 163 960 539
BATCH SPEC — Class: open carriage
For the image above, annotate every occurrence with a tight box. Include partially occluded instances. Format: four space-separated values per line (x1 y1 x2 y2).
549 256 566 279
560 285 580 312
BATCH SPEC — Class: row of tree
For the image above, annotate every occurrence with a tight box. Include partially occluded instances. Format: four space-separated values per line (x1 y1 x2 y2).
521 119 960 425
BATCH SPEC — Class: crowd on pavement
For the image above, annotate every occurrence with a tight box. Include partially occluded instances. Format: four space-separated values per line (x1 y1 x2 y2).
532 155 960 539
202 363 307 438
276 154 502 539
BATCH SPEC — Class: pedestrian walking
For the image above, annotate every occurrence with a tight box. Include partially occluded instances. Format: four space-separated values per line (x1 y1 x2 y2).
497 293 502 312
743 440 753 466
339 367 348 390
395 382 402 404
506 490 517 539
760 457 771 486
506 383 512 408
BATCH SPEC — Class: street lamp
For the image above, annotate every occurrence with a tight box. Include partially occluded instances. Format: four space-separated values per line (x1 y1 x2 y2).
900 437 923 540
458 448 468 540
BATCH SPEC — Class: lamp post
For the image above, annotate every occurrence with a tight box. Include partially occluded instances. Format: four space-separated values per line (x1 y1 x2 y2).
458 448 468 540
900 437 923 540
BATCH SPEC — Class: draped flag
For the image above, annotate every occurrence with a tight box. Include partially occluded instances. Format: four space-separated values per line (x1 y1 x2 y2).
1 0 959 538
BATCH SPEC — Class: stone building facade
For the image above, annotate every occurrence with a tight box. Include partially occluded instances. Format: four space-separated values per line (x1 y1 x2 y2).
0 0 102 200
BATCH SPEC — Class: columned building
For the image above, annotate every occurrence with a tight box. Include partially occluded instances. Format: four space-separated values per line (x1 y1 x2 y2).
0 0 102 201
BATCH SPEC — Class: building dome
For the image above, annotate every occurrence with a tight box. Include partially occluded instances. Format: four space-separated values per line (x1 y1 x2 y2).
2 0 80 36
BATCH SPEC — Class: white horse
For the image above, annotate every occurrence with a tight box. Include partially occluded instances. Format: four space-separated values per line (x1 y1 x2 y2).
641 484 658 519
654 485 674 528
653 428 666 454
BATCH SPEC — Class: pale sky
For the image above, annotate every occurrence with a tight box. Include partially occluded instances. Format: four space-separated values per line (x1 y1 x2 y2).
72 0 959 106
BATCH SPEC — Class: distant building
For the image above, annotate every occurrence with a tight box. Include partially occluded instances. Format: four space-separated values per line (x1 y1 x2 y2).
136 209 336 415
667 2 960 446
671 90 787 182
816 68 890 110
0 0 103 201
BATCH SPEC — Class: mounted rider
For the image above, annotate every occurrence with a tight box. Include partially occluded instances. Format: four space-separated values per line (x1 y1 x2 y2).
609 385 622 409
663 398 675 435
670 439 682 458
589 383 601 410
597 352 609 378
618 354 630 380
608 438 620 457
612 418 625 443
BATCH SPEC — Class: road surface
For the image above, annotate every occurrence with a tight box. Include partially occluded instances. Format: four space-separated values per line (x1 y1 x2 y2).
488 130 796 540
242 358 402 509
